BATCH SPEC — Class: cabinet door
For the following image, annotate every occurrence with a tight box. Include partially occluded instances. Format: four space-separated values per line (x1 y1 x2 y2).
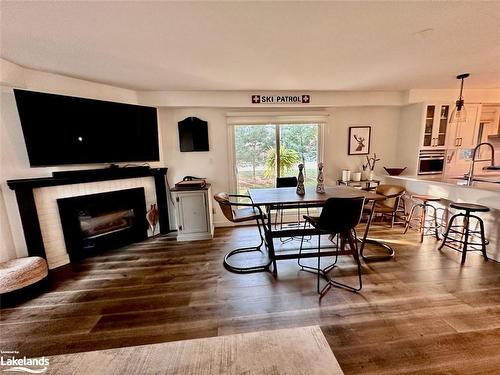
446 104 479 148
434 105 450 147
422 105 435 148
176 192 208 234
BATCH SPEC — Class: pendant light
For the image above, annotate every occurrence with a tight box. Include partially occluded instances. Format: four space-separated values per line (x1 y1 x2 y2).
450 73 470 126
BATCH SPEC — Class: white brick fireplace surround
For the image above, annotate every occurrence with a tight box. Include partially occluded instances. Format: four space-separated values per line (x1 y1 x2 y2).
7 168 170 269
35 177 156 268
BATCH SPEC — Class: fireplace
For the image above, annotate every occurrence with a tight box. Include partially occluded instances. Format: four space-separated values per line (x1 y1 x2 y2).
57 188 148 261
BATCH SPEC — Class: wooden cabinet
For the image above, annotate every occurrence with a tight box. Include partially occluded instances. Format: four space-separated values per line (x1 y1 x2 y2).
171 185 214 241
421 104 451 149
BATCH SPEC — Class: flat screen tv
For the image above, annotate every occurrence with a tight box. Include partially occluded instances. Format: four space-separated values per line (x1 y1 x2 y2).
13 89 160 166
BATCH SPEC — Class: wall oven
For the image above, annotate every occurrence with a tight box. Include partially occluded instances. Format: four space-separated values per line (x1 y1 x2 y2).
418 150 445 175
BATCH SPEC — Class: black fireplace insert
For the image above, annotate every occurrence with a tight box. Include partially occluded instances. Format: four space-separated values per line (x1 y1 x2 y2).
57 188 148 261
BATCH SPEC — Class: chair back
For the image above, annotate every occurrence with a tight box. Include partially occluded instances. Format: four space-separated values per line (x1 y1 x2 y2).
276 177 298 188
375 184 406 211
213 192 235 222
316 197 365 233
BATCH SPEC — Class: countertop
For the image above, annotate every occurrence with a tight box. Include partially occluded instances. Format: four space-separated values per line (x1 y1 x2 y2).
386 174 500 193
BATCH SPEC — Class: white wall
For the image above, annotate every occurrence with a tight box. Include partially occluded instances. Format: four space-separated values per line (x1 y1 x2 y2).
158 108 231 227
0 61 152 261
323 106 401 186
396 103 425 175
159 106 402 227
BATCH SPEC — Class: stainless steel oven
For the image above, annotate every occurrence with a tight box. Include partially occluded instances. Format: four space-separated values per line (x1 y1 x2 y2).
418 150 445 175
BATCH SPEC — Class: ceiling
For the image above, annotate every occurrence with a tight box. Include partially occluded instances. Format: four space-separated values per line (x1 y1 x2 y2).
1 1 500 91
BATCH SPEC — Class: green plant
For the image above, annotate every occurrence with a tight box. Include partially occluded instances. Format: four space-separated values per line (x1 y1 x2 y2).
264 147 299 178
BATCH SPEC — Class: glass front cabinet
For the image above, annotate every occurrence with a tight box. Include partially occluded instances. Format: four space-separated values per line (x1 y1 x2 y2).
422 104 450 149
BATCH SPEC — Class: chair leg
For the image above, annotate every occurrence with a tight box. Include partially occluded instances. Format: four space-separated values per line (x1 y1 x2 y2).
428 204 440 240
297 221 307 268
317 234 321 294
420 205 427 243
476 215 489 261
404 204 419 234
348 229 363 291
461 215 470 265
255 218 264 249
439 213 461 250
320 230 362 299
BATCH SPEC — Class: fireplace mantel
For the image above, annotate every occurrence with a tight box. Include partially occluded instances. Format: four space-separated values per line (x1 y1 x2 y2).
7 167 169 262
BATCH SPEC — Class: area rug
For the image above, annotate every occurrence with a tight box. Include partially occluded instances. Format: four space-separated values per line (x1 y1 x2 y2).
46 326 343 374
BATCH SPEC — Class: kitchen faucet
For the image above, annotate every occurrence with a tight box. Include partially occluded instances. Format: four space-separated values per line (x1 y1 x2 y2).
465 142 496 186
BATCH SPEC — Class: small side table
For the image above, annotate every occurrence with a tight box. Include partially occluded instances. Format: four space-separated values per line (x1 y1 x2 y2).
170 184 214 241
337 179 380 191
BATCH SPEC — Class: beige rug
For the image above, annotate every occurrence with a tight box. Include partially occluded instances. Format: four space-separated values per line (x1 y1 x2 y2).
47 326 343 374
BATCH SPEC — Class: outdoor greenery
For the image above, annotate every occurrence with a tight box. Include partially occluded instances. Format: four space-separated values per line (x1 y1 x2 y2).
264 147 299 178
234 124 319 194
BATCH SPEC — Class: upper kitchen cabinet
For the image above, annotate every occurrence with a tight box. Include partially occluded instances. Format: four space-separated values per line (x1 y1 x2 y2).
421 104 451 149
446 104 480 149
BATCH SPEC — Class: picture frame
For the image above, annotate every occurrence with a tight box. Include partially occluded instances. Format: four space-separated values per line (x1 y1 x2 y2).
348 126 371 155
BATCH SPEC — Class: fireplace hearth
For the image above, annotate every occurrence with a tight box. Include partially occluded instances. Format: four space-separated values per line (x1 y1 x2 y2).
57 188 148 261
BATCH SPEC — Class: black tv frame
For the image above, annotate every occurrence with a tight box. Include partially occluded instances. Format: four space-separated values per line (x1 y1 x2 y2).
13 89 160 167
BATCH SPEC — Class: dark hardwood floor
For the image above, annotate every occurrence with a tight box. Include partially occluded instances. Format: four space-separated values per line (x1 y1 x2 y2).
1 224 499 374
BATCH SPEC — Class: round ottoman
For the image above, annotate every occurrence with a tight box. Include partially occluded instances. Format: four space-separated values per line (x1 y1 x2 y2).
0 256 48 294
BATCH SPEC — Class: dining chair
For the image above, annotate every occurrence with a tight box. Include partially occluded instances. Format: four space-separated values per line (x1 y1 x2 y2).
274 177 311 243
298 196 365 299
214 192 269 273
364 184 406 227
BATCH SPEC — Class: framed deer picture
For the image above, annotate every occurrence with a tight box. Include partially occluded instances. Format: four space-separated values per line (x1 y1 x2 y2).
348 126 371 155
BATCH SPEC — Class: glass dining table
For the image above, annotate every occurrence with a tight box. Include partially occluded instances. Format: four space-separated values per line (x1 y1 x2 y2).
226 186 395 275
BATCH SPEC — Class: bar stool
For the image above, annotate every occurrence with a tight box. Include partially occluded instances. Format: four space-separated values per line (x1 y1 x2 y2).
438 202 489 264
403 194 440 242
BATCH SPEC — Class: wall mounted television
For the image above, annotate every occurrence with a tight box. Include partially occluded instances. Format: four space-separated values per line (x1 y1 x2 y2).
13 89 160 167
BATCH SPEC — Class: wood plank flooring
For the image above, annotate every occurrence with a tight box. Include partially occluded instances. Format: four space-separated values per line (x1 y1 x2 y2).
1 224 499 374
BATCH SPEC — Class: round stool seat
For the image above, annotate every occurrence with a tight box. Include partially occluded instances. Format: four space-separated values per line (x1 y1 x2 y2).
411 194 441 202
450 202 490 212
0 256 48 294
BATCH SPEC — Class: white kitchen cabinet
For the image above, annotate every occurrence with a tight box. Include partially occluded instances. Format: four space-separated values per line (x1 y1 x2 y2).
171 185 214 241
446 104 480 149
443 104 482 177
421 104 452 149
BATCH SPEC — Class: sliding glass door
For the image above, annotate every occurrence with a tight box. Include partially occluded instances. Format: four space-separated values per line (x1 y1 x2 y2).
234 123 319 194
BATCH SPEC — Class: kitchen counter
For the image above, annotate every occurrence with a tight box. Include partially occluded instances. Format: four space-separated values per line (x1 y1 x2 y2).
384 174 500 262
387 174 500 194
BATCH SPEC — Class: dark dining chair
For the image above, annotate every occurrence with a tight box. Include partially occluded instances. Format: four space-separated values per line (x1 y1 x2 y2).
214 192 269 273
299 197 365 299
274 177 311 242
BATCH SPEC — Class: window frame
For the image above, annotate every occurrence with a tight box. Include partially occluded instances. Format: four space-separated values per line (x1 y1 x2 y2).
227 118 325 194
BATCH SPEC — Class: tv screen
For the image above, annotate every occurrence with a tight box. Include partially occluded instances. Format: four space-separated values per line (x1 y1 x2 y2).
178 116 209 152
13 89 160 166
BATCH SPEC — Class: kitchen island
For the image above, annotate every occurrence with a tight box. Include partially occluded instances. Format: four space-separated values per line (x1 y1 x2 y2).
386 175 500 262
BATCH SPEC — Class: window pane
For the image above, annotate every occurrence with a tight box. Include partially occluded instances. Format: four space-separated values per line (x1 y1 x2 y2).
279 124 318 188
234 125 276 194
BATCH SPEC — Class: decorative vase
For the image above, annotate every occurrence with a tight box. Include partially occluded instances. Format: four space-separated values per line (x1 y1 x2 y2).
368 170 374 181
296 164 305 195
351 171 362 182
316 162 325 193
146 203 159 236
